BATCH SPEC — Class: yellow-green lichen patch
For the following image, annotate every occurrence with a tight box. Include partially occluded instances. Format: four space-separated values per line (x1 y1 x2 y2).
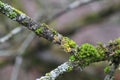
14 8 26 15
61 37 77 53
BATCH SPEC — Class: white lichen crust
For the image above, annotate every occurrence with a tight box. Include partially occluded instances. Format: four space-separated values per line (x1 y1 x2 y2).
37 62 74 80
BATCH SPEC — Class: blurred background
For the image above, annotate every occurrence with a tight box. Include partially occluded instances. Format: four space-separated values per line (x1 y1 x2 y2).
0 0 120 80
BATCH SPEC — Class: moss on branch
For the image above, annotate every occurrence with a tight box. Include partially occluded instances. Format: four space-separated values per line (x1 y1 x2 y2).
69 38 120 68
0 1 120 79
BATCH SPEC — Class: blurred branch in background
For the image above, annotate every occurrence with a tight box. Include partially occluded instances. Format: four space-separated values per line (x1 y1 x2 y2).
0 27 22 43
44 0 101 24
11 32 35 80
0 50 16 56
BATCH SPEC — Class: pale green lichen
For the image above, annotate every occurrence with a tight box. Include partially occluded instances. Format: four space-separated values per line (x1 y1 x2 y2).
14 8 25 15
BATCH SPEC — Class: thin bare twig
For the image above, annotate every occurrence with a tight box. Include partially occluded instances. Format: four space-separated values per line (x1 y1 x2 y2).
0 27 22 43
42 0 101 24
11 32 35 80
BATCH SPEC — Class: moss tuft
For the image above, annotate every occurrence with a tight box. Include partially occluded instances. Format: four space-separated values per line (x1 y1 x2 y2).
77 43 100 66
69 43 105 67
69 55 76 62
78 43 98 58
104 66 110 74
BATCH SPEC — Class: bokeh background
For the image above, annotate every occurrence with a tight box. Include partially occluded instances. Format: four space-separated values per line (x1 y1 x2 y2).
0 0 120 80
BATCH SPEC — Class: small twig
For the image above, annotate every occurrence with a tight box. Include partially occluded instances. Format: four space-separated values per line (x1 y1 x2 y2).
0 27 22 43
10 55 23 80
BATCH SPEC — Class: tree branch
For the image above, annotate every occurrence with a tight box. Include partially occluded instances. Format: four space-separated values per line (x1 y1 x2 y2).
36 61 77 80
0 1 120 80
